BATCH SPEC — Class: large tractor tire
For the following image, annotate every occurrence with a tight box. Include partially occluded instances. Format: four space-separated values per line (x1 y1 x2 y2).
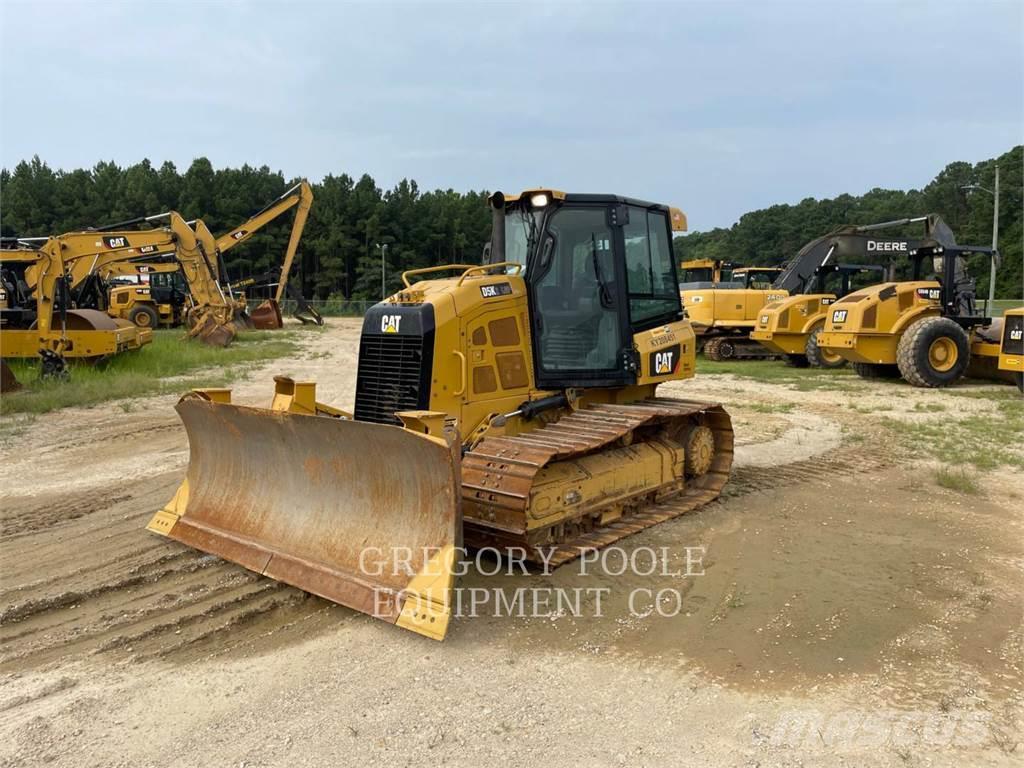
805 327 847 369
128 304 160 329
1016 372 1024 393
896 317 970 388
852 362 901 380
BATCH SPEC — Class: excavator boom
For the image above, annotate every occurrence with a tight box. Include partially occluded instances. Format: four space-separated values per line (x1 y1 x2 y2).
212 181 315 329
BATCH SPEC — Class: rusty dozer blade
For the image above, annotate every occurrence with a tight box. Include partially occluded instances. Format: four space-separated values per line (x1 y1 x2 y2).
250 299 283 330
147 388 461 640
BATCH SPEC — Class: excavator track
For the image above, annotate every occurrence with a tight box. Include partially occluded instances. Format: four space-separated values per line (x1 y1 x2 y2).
703 335 780 361
462 398 733 566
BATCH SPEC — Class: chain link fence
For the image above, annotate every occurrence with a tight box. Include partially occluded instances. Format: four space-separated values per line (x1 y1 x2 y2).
279 299 378 318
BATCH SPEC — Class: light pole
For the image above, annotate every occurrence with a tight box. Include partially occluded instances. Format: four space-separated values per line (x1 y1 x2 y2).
961 163 1000 309
378 243 389 301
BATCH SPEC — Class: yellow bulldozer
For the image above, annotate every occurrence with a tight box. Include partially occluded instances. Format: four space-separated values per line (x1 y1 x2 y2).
148 189 735 640
818 234 1004 387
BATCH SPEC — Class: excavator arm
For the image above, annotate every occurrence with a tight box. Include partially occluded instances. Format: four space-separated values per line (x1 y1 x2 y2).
211 181 315 327
772 215 956 295
213 181 313 302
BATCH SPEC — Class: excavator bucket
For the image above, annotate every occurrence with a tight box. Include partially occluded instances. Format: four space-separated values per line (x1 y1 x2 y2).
250 299 284 330
147 386 461 640
1 360 21 393
187 312 236 348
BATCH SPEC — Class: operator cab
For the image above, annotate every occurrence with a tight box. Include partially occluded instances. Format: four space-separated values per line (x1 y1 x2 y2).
487 190 686 389
149 270 189 307
730 267 783 290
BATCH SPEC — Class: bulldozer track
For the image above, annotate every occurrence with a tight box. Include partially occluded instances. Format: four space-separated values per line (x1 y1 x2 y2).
462 398 734 566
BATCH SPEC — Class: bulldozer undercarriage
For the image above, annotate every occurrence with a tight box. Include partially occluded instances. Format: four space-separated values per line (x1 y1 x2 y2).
463 398 733 567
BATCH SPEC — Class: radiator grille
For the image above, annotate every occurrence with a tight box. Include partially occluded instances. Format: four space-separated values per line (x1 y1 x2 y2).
354 333 430 425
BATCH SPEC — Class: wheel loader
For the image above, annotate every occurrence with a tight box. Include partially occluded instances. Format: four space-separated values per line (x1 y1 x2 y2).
818 237 1001 387
147 189 735 641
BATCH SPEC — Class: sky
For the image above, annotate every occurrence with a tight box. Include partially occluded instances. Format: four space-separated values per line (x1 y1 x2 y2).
0 0 1021 230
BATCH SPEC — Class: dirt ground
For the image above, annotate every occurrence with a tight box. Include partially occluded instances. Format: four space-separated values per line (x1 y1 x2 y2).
1 319 1021 767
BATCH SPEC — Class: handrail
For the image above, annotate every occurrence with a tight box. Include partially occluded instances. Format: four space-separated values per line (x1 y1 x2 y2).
401 264 478 288
401 262 524 289
456 262 523 287
452 350 467 396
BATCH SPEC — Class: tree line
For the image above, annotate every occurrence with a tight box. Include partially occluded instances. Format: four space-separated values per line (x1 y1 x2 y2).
1 146 1020 300
675 146 1022 299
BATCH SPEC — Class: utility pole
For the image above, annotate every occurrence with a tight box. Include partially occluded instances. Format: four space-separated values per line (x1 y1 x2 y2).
990 164 999 308
380 243 389 301
960 165 1001 310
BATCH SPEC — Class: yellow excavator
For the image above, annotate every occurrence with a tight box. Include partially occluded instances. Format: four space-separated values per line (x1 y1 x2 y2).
679 258 736 287
680 265 789 360
72 182 315 331
4 212 236 376
148 189 735 640
2 238 154 378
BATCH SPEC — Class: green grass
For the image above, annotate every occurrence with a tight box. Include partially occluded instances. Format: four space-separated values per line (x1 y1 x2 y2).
697 358 864 391
1 329 303 416
888 399 1024 471
745 402 796 414
934 467 982 495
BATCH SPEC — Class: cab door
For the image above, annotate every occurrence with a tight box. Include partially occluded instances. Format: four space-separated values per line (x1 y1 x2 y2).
528 205 632 389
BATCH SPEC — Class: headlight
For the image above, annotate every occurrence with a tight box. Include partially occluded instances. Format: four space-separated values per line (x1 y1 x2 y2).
530 193 549 208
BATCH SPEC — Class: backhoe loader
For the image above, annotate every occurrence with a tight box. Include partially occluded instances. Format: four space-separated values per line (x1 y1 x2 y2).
104 263 187 328
148 189 734 641
818 235 1000 387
